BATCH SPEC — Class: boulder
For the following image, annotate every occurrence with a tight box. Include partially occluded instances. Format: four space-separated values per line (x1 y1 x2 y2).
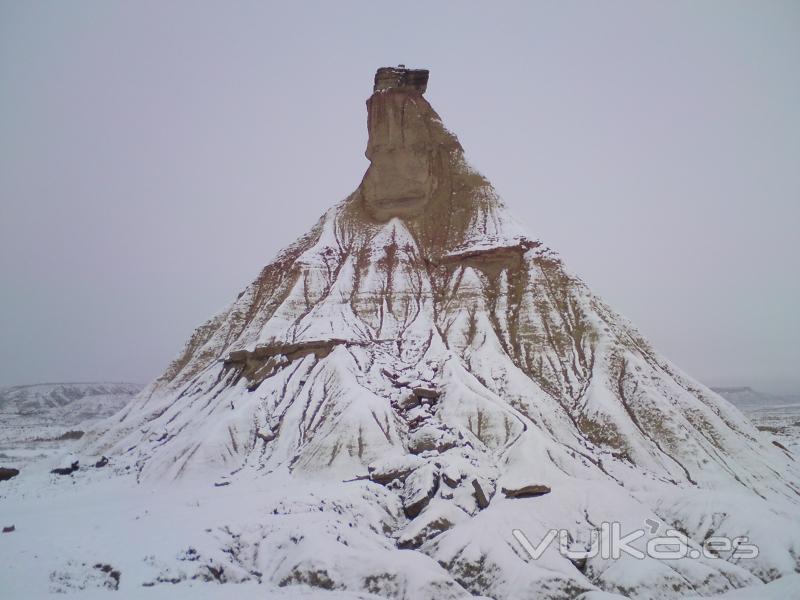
397 516 454 549
441 466 462 488
408 425 458 455
256 428 276 443
51 461 80 476
368 455 425 485
397 391 422 411
0 467 19 482
471 478 492 509
413 387 440 401
501 484 551 498
402 464 439 518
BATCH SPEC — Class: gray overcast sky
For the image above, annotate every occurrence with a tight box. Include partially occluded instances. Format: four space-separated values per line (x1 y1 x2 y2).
1 1 798 393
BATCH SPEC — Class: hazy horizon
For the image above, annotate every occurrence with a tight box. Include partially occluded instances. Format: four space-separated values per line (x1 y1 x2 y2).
1 2 798 394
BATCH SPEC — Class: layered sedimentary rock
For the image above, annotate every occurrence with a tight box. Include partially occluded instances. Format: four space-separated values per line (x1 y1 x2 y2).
361 70 461 221
82 67 800 600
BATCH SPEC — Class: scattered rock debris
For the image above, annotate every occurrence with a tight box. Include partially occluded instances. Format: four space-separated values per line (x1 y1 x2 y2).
51 461 80 476
93 563 121 590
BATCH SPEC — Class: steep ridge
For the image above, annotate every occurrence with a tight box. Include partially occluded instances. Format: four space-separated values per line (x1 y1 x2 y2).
82 67 800 599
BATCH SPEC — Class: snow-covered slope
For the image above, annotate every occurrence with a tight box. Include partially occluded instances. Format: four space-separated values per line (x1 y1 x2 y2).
3 68 798 599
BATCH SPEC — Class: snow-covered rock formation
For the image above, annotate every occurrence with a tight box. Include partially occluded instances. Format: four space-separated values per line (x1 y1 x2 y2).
79 67 800 599
0 382 142 423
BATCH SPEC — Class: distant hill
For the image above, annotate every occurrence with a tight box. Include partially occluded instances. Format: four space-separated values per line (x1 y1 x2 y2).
0 382 142 425
712 386 800 410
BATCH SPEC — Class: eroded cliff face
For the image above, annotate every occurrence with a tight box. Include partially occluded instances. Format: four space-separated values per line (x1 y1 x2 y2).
360 71 462 223
83 68 800 600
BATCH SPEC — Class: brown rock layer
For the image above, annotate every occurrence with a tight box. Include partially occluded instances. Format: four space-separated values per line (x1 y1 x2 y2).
0 467 19 482
359 82 462 222
373 66 429 93
502 484 552 498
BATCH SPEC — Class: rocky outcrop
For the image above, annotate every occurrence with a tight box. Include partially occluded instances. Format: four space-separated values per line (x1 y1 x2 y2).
397 515 455 550
0 467 19 482
51 461 79 476
373 66 429 93
471 478 492 509
412 387 440 401
359 67 463 222
501 484 551 498
402 464 440 518
368 456 425 485
223 339 364 388
408 425 458 455
441 467 461 488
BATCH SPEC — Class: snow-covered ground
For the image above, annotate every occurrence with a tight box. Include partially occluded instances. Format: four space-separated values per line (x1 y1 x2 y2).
0 383 141 469
715 387 800 456
741 403 800 456
1 398 798 599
